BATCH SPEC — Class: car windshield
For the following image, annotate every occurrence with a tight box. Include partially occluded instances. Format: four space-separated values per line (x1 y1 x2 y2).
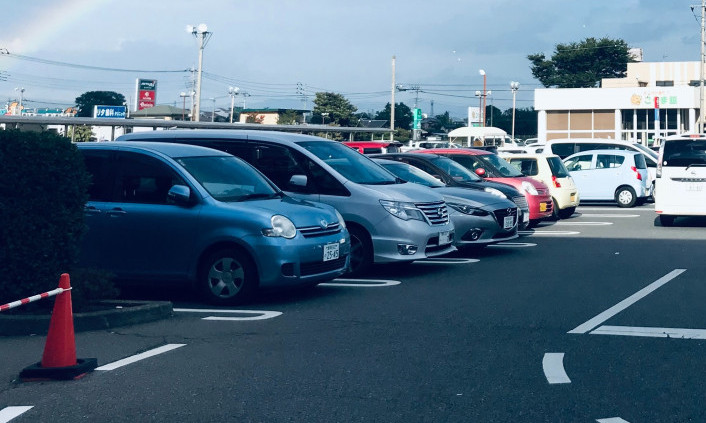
547 157 570 178
474 154 524 177
377 161 445 187
298 141 398 184
428 156 483 182
662 140 706 167
176 156 280 202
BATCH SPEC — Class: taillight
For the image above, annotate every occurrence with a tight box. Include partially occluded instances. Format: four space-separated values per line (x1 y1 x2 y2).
631 166 642 180
551 175 561 188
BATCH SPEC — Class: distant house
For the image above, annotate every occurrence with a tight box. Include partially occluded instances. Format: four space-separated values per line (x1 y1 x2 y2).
238 108 308 125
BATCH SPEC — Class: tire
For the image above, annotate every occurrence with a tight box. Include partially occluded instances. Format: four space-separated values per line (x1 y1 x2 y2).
347 226 373 276
198 248 256 305
558 206 576 220
550 199 560 220
615 186 637 208
659 215 675 227
527 219 540 229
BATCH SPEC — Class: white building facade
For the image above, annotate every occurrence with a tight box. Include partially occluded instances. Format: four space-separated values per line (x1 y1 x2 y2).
534 61 703 146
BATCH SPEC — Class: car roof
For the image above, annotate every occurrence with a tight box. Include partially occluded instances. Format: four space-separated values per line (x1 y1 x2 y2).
417 148 490 155
564 149 640 157
505 153 559 159
76 141 233 158
117 129 330 146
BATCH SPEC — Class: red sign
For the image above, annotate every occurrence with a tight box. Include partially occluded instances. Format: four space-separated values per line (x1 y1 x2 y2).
654 96 660 109
136 79 158 110
139 101 155 109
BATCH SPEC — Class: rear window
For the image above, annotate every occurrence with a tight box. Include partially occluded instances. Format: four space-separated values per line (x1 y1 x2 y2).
547 157 570 178
508 158 538 176
662 140 706 167
634 154 647 169
550 143 575 158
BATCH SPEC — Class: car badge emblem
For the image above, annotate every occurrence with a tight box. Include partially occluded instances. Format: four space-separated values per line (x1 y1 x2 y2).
320 219 328 229
438 207 443 216
507 208 513 214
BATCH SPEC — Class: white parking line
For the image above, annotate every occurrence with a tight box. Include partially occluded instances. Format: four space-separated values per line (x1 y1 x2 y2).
579 206 653 211
0 407 33 423
591 325 706 340
596 418 631 423
488 242 537 248
578 214 640 218
542 353 571 384
174 309 283 320
95 344 186 371
555 221 613 226
321 279 401 287
568 269 686 334
519 230 580 236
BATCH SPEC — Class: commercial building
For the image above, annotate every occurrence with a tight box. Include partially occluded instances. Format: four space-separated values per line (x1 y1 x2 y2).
534 54 703 146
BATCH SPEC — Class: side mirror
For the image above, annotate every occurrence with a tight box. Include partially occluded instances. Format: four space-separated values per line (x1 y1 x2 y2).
475 168 487 177
289 174 307 187
167 185 192 205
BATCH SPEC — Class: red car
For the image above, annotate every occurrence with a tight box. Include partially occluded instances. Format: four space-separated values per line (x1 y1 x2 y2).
414 148 554 226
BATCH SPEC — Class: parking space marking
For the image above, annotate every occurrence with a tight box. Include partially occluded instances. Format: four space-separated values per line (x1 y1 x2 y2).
578 214 640 218
519 230 580 236
579 206 653 211
542 353 571 384
591 325 706 340
96 344 186 371
596 418 630 423
414 258 480 264
488 242 537 248
568 269 686 334
555 221 613 226
174 309 283 320
0 407 33 423
322 279 401 287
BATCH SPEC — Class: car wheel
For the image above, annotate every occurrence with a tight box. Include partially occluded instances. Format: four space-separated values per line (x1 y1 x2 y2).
659 214 675 227
550 198 560 220
198 248 256 305
558 207 576 219
615 186 637 208
347 226 373 276
527 219 540 229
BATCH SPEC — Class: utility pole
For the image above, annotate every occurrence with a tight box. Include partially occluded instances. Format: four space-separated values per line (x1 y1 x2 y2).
391 56 396 141
187 24 212 122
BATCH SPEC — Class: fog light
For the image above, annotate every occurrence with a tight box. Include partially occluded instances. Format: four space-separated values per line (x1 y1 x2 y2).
281 263 295 277
469 229 483 241
397 244 418 255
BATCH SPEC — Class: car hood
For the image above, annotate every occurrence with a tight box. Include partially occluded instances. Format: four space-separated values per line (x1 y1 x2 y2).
351 180 445 203
433 186 516 210
216 195 340 228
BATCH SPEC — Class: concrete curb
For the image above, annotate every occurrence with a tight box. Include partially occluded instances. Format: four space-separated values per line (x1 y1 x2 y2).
0 300 173 336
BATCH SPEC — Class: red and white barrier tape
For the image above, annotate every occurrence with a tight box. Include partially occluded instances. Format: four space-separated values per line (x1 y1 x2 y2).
0 287 72 312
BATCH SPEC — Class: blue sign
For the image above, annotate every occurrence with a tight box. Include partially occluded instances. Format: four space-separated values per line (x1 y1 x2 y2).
94 105 127 119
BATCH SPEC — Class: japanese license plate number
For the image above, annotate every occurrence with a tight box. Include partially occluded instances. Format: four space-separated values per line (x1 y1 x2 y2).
439 231 451 245
503 216 514 229
323 243 339 262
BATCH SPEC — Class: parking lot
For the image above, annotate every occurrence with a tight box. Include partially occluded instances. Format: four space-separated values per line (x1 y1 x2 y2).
3 203 706 422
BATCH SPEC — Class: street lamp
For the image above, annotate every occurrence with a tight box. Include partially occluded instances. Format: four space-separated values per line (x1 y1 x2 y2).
14 87 24 115
209 97 216 122
321 112 329 125
179 91 193 120
228 86 239 123
479 69 488 127
510 81 520 142
186 23 212 122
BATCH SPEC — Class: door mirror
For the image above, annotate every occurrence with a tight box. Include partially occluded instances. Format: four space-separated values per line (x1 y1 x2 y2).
289 174 307 187
475 168 487 177
167 185 192 205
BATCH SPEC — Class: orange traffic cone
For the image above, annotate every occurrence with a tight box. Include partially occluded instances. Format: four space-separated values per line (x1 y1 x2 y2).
20 273 97 381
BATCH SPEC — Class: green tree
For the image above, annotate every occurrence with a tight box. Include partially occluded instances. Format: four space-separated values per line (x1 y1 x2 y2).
528 37 632 88
312 92 358 127
375 102 413 130
277 110 300 125
75 91 126 117
66 125 94 142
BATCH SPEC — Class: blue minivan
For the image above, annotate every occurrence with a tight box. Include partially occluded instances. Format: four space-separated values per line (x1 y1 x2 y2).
77 142 350 304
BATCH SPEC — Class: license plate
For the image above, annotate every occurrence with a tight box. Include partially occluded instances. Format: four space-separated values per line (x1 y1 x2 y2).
323 243 339 262
503 216 514 229
540 203 547 212
438 230 451 245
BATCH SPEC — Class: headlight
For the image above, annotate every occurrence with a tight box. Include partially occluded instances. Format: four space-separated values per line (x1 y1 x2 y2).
262 215 297 239
334 209 346 229
484 187 507 199
380 200 426 222
521 181 539 196
447 202 490 216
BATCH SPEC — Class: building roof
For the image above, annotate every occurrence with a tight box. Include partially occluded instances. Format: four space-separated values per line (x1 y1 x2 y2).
130 105 184 117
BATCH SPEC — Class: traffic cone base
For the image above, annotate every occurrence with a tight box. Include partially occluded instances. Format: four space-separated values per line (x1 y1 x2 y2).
20 358 98 381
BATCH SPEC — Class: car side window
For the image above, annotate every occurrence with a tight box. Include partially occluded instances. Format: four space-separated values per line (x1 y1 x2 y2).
596 154 624 169
565 154 593 172
116 152 186 204
511 159 538 176
404 159 445 181
82 150 116 202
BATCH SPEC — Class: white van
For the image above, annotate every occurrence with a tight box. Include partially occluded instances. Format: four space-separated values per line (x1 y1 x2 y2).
654 134 706 226
447 126 513 148
542 138 657 195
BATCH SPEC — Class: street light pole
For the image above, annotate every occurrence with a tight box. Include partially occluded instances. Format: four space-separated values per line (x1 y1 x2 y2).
228 86 239 123
180 92 188 120
187 24 212 122
510 81 520 142
479 69 487 127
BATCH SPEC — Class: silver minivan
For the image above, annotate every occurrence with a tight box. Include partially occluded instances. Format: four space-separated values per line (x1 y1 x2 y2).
117 130 456 274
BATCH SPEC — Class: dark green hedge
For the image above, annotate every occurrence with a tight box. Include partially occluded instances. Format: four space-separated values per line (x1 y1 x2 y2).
0 129 91 308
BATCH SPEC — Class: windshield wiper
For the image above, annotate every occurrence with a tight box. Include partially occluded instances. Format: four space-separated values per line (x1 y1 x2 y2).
685 163 706 171
238 193 280 201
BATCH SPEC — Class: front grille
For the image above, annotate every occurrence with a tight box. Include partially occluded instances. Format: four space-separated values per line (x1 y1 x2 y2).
416 201 449 225
299 223 342 238
300 255 348 276
511 195 529 211
492 207 518 227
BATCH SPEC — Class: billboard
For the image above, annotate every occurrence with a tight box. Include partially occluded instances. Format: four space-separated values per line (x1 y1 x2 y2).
94 105 127 118
135 79 157 110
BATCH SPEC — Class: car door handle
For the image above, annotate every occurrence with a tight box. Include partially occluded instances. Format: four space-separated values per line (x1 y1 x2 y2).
84 205 102 215
106 208 127 217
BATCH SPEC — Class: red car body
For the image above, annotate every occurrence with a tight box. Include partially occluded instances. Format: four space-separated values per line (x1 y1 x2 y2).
414 148 554 224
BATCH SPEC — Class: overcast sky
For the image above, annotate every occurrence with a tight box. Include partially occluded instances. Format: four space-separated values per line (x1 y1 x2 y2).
0 0 701 119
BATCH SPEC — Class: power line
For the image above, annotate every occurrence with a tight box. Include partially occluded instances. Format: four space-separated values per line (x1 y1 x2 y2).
0 49 187 73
